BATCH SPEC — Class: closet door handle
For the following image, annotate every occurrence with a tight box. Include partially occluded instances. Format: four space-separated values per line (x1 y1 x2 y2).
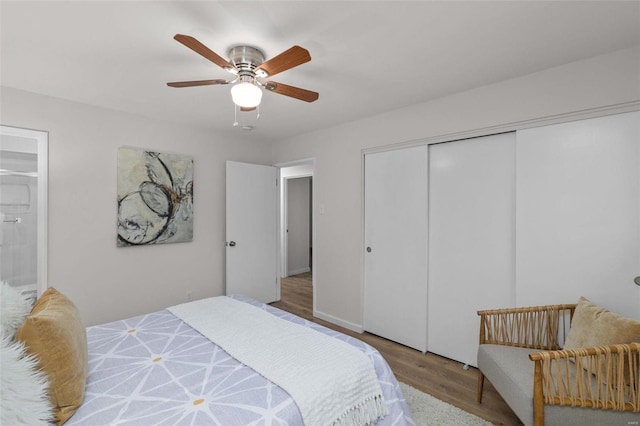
366 246 372 253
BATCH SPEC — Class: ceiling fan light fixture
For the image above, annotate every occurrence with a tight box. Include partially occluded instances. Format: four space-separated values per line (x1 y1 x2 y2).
169 36 318 113
231 81 262 108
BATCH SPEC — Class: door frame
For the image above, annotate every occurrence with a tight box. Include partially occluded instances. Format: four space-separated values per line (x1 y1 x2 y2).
276 158 316 308
0 125 48 296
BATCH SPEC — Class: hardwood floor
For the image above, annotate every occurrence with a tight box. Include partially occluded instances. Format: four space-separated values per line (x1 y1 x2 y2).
271 273 522 426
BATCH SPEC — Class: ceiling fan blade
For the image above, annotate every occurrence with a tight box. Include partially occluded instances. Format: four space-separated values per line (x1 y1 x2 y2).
167 79 230 88
240 107 257 112
255 46 311 77
174 34 236 73
264 81 319 103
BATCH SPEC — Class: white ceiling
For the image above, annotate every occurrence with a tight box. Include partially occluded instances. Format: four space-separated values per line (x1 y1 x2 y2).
1 1 639 142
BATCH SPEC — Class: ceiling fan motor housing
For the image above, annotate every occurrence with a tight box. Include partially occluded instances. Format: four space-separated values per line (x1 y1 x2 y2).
227 45 266 77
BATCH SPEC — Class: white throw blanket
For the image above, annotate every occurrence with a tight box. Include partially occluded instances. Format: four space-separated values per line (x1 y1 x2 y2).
168 296 387 426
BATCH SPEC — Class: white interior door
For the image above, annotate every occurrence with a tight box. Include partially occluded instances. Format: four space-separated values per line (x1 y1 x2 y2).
364 145 428 352
226 161 278 303
516 111 640 319
428 133 515 367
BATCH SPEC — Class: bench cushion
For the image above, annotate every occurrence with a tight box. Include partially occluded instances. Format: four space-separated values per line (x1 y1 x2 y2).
478 344 640 426
478 344 538 425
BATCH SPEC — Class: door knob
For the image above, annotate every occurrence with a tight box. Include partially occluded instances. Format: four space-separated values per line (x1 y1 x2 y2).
366 246 372 253
634 276 640 286
228 241 236 247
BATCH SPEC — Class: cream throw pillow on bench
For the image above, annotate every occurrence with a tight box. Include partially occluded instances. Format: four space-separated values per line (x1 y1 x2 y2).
564 296 640 350
564 296 640 383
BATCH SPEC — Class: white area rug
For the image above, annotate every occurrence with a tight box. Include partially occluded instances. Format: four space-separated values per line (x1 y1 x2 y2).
400 383 494 426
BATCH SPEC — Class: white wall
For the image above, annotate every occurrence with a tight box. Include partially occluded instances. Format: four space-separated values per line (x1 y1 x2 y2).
0 87 272 326
270 46 640 330
286 177 311 276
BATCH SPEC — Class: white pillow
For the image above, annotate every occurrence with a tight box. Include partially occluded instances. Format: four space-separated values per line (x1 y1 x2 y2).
0 335 52 425
0 281 32 338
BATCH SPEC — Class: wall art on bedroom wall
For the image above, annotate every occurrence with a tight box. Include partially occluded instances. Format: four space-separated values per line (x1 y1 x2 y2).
117 146 193 247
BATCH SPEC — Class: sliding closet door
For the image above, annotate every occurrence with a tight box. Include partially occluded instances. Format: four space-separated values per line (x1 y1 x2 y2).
364 145 428 352
428 133 515 367
516 112 640 319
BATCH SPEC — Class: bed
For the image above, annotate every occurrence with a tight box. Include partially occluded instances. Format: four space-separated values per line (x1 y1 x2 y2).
57 294 415 426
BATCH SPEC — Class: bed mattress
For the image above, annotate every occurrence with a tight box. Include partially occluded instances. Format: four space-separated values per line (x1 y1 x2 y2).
66 295 414 425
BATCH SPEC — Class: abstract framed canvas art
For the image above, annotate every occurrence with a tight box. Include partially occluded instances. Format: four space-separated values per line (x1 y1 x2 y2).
117 147 193 247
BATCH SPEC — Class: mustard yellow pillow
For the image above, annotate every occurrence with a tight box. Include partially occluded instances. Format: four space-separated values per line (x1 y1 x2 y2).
564 296 640 349
16 288 88 425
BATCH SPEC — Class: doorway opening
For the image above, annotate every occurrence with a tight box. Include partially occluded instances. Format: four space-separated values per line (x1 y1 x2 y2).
278 159 315 311
0 126 48 302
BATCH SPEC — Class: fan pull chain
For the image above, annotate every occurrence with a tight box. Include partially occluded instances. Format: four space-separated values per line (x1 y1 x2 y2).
232 104 260 128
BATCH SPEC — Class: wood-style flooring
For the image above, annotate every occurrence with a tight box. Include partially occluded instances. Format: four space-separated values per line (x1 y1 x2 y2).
270 272 522 426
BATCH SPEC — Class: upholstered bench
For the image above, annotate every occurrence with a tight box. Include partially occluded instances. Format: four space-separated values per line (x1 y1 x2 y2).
477 299 640 426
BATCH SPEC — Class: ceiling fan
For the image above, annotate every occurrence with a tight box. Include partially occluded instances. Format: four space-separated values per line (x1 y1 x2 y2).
167 34 319 111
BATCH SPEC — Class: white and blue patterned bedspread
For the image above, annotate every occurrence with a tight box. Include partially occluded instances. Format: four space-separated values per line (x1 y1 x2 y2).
66 296 414 425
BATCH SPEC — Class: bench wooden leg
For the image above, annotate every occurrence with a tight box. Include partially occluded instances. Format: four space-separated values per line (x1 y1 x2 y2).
533 361 544 426
477 370 485 403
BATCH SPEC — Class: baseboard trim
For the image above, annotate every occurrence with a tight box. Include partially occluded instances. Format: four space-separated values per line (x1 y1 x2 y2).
313 309 363 333
287 267 311 276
